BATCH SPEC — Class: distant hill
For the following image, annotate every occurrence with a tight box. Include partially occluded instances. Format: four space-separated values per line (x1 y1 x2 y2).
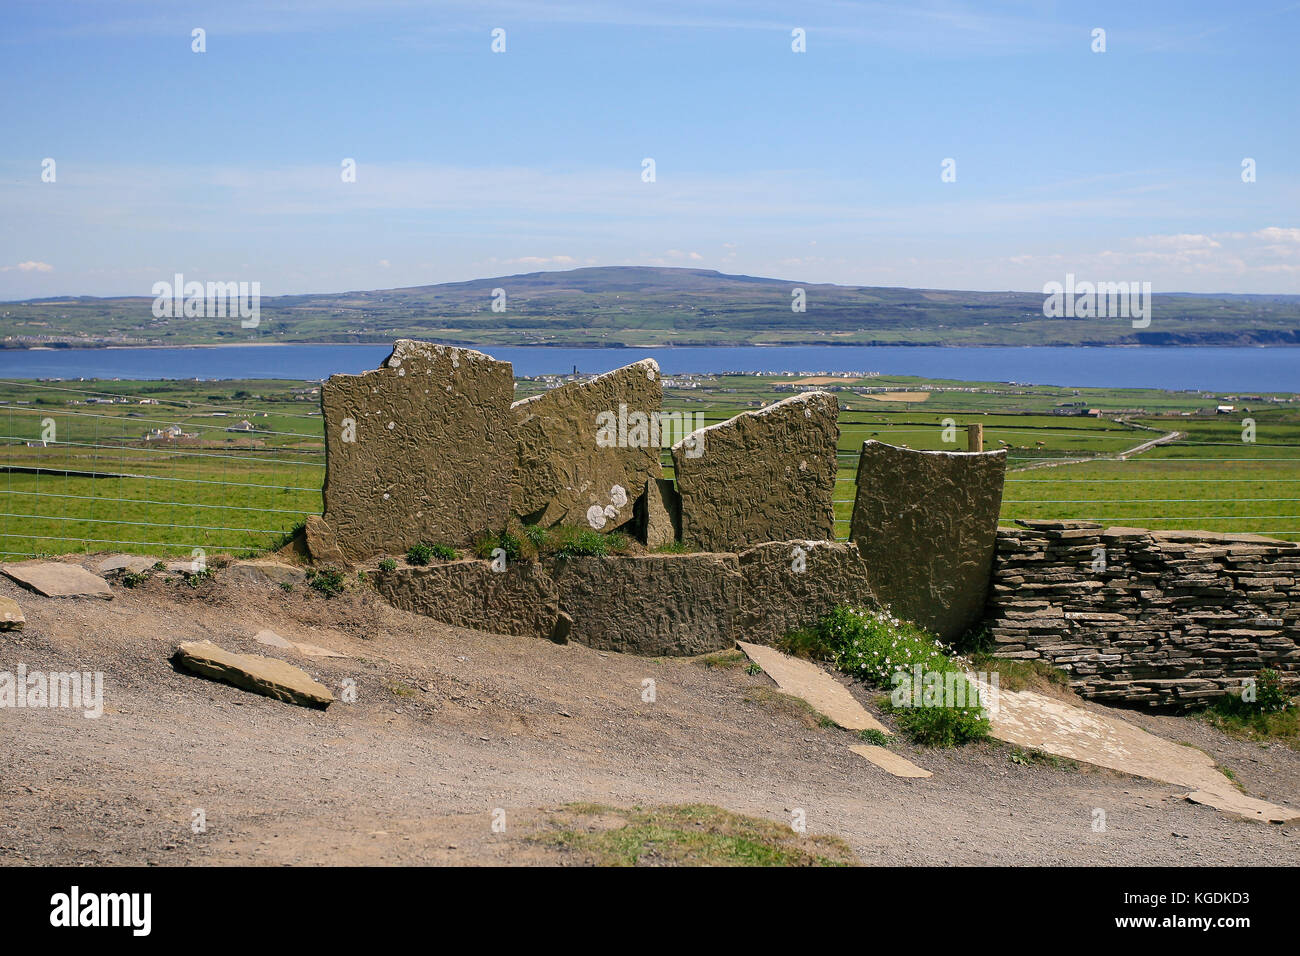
4 266 1300 348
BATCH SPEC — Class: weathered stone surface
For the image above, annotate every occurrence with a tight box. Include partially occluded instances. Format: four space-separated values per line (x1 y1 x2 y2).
373 559 559 639
0 596 24 631
173 641 333 708
97 554 158 575
1 561 113 600
553 553 742 656
973 675 1298 822
304 515 346 566
511 359 662 531
322 340 515 560
641 477 680 549
736 540 878 645
672 391 838 551
738 641 888 732
849 441 1006 642
252 628 294 649
222 561 307 588
986 525 1300 709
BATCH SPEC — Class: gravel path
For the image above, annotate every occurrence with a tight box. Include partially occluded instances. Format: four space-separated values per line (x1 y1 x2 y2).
2 561 1297 866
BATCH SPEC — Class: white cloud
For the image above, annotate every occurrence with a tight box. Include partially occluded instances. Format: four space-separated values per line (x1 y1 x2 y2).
2 261 54 273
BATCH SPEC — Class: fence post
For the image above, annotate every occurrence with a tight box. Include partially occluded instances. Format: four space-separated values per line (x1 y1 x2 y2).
967 423 983 452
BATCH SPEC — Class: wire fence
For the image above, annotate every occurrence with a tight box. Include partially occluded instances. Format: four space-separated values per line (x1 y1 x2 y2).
2 380 1297 561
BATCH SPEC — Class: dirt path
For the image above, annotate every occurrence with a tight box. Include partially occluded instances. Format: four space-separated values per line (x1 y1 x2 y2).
1 561 1297 866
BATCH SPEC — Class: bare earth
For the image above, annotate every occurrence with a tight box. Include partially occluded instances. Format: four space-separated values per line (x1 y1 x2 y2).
2 560 1298 866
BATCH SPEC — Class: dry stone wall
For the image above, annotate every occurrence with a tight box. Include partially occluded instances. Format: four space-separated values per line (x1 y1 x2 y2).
987 521 1300 709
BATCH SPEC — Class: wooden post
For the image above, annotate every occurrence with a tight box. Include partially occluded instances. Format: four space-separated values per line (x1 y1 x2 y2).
967 423 983 452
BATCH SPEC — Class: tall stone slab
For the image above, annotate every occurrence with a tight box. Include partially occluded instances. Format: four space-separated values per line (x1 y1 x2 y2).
511 359 662 531
671 391 838 551
849 441 1007 642
321 340 514 561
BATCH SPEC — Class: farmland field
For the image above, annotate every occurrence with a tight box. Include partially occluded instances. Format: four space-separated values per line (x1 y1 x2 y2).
2 372 1298 558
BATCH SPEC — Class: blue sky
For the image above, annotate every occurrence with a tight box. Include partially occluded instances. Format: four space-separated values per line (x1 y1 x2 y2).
1 0 1297 298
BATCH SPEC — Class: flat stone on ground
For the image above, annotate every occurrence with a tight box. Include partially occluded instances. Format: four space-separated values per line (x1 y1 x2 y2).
252 628 294 649
737 641 887 733
291 640 348 659
0 595 24 631
972 676 1298 823
849 744 932 779
97 554 159 575
223 561 307 587
173 641 333 709
1 561 113 600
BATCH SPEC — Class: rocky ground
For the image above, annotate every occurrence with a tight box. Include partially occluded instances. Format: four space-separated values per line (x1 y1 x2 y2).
1 558 1298 866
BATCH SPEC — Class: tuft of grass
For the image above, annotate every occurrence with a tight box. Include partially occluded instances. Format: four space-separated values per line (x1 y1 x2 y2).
388 682 415 698
278 581 293 592
474 529 526 562
743 687 831 729
695 649 747 669
405 543 434 566
857 728 892 745
306 566 345 597
183 567 215 588
378 558 397 572
1200 670 1298 749
533 803 856 867
969 654 1074 696
545 526 631 558
119 569 149 589
652 540 694 554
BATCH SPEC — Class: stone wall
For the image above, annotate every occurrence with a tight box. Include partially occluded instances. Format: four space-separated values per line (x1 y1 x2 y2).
370 541 878 656
987 521 1300 709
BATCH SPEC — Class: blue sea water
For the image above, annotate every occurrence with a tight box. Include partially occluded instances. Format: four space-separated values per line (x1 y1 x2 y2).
0 344 1296 392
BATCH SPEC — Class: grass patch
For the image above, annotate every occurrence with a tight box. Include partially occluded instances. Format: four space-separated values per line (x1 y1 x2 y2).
1008 746 1079 770
534 803 856 867
1199 670 1299 749
969 654 1074 696
695 649 747 669
542 525 632 558
378 558 396 572
305 566 345 597
743 687 830 729
857 728 892 745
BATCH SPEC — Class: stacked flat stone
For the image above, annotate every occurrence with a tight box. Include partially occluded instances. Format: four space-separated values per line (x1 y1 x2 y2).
987 520 1300 710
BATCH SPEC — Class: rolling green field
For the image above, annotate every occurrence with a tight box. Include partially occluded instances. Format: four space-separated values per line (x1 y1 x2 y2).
2 372 1297 558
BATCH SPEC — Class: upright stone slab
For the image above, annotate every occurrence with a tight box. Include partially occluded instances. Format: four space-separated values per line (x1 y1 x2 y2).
672 391 838 551
737 540 878 645
553 553 742 656
321 340 514 560
511 359 662 531
849 441 1007 642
